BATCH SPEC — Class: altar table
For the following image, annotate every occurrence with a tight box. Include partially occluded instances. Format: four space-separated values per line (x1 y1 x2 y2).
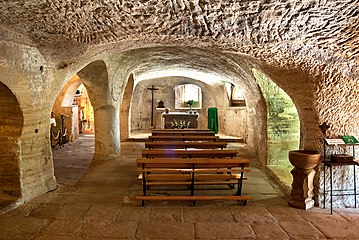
162 112 199 129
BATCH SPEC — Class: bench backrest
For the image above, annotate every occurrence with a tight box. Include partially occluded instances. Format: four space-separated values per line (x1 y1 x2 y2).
148 135 219 142
142 149 238 158
151 130 215 136
137 158 249 168
145 141 227 149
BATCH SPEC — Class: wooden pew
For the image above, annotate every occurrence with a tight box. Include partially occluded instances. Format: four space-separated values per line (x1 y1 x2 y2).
142 149 238 158
145 141 227 149
136 158 252 206
148 135 220 142
151 130 215 136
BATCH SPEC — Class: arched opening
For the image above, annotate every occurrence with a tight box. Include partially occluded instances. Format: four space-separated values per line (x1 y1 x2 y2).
0 81 23 207
174 83 202 110
51 74 95 184
120 47 264 158
225 82 247 107
253 68 300 188
129 76 219 136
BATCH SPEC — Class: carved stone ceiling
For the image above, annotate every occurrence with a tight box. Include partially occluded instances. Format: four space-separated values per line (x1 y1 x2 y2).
0 0 358 65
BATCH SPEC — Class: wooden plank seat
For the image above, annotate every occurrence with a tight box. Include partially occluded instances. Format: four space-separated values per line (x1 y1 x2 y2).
151 130 215 136
142 149 238 159
136 158 252 206
148 135 220 142
145 141 227 149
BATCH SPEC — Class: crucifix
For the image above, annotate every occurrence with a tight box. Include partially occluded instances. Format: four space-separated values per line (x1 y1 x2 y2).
147 85 159 127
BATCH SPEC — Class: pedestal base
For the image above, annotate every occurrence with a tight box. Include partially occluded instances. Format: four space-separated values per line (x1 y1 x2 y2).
288 199 315 210
289 167 316 210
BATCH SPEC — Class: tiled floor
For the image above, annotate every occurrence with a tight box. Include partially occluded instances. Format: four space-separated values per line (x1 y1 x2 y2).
1 134 359 239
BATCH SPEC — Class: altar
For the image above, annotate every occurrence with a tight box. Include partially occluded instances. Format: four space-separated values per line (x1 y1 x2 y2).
162 112 199 129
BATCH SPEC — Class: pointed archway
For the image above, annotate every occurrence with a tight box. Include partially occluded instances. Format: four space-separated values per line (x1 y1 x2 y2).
120 73 134 141
0 81 23 207
253 68 300 192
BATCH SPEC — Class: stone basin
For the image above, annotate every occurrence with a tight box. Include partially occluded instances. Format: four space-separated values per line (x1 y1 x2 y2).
289 150 321 170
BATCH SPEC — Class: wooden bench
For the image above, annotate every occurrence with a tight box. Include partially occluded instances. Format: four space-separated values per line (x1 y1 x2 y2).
136 158 252 206
148 135 220 142
145 141 227 149
151 130 215 136
142 149 238 158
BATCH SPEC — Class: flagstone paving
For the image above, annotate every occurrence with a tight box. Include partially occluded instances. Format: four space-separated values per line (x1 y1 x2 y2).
1 134 359 239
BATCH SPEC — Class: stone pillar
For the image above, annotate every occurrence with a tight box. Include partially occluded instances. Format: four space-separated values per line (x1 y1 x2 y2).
93 105 120 160
289 168 316 210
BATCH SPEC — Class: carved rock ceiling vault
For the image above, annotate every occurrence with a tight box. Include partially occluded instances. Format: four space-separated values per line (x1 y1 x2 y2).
0 0 358 73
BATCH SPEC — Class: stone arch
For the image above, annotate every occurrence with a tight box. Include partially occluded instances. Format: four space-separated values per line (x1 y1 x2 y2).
120 73 134 141
252 68 300 191
60 74 83 108
116 46 322 192
130 76 219 132
119 47 266 160
257 66 321 151
0 81 23 206
77 60 120 160
52 74 84 142
253 68 300 163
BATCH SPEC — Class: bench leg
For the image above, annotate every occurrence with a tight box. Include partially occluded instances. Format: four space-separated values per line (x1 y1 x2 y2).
238 199 247 206
236 179 243 196
236 164 247 206
236 165 245 196
142 166 146 207
190 167 195 196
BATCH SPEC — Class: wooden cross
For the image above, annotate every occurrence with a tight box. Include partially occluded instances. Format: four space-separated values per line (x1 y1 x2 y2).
147 85 159 127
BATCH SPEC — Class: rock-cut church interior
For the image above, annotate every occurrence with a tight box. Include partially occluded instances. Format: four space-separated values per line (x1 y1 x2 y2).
0 0 359 239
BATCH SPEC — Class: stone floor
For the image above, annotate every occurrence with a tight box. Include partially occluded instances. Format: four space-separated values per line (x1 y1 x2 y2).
1 134 359 239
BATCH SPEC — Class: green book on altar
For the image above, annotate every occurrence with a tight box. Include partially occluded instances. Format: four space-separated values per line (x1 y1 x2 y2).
341 136 359 144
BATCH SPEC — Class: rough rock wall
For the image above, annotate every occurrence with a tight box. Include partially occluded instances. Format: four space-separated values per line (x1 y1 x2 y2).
220 107 248 141
0 1 357 63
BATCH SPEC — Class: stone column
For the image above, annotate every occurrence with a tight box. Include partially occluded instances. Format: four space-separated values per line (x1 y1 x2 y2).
93 105 120 160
